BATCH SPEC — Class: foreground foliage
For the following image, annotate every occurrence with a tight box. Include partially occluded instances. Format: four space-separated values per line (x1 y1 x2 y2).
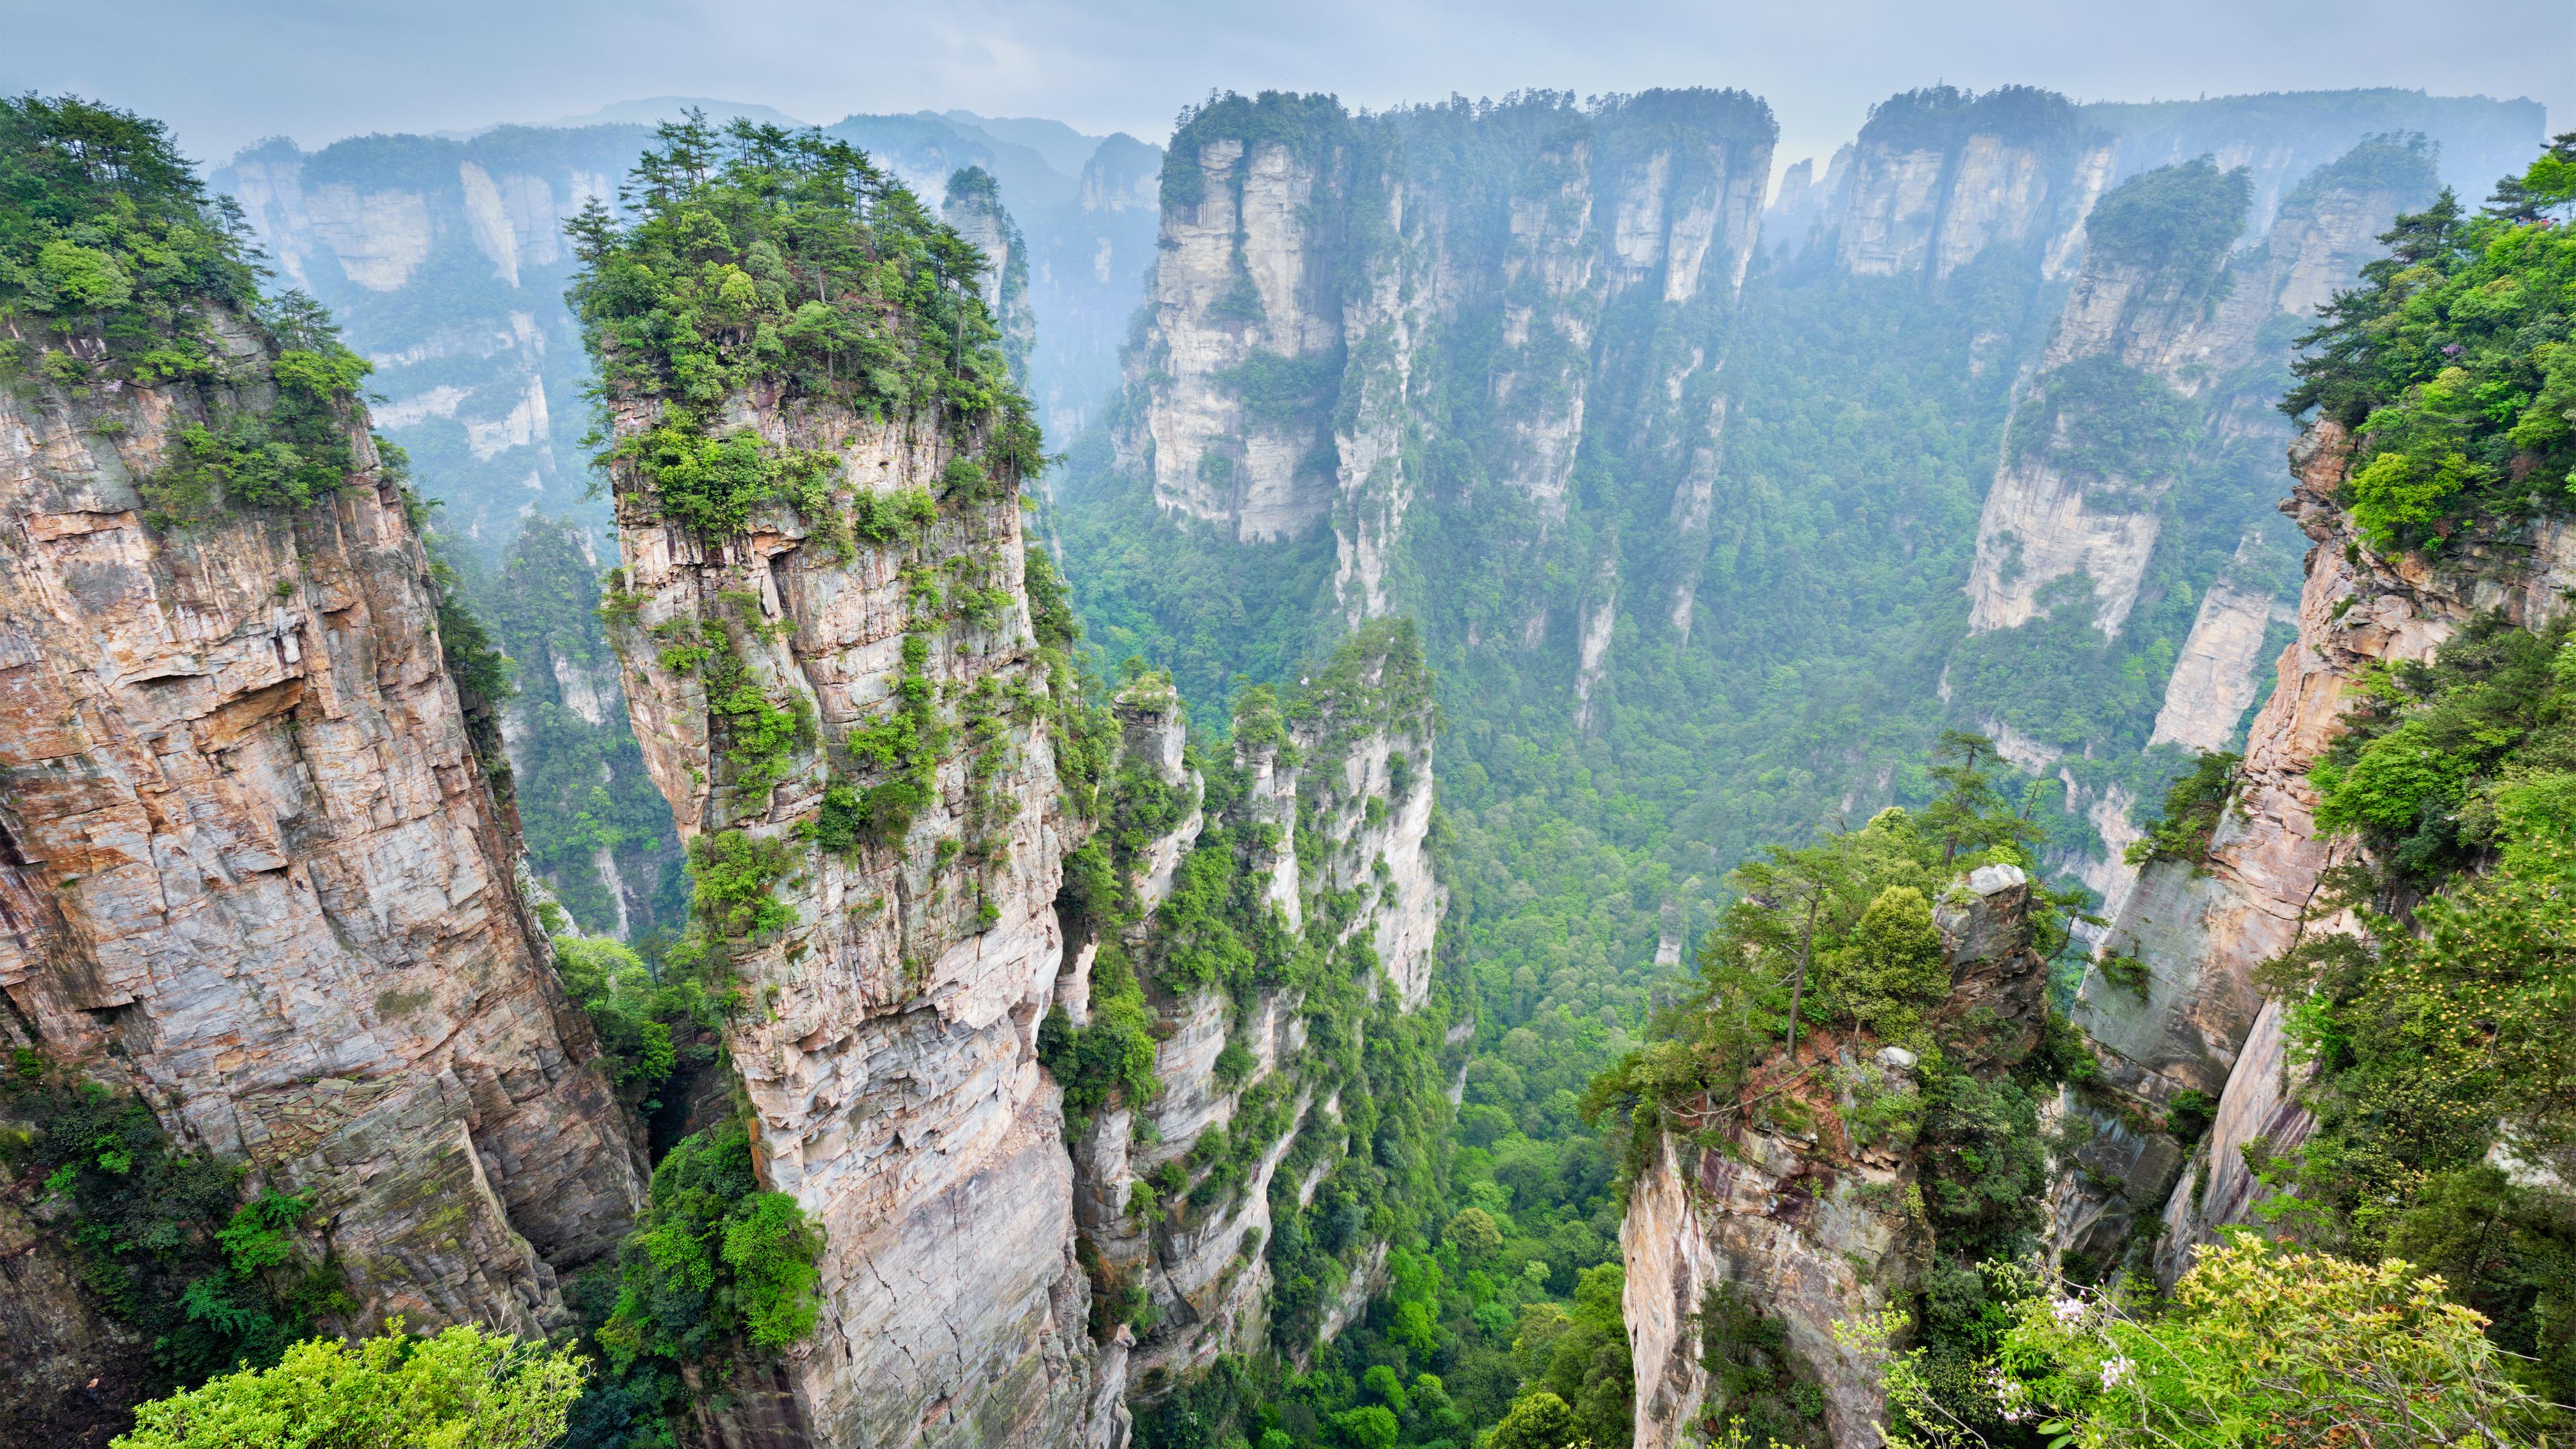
113 1322 584 1449
1864 1236 2559 1449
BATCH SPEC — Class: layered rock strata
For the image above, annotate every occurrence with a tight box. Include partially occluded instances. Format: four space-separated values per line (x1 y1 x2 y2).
1828 89 2111 282
603 393 1108 1448
0 318 647 1381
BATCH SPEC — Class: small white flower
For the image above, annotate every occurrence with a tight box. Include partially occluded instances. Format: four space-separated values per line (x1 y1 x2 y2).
2049 1295 2086 1326
2100 1354 2137 1389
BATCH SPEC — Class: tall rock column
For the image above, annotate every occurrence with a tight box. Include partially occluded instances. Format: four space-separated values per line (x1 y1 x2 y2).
0 313 647 1344
605 407 1104 1447
1061 623 1446 1397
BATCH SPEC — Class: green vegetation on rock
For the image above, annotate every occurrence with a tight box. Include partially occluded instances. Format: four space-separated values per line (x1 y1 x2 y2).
2252 612 2576 1401
568 110 1040 546
2286 133 2576 551
0 1055 343 1398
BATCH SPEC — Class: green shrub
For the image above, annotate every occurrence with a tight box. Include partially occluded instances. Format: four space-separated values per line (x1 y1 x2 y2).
590 1122 823 1380
0 1064 342 1394
1976 1236 2557 1445
114 1320 586 1449
2124 751 2239 870
552 935 686 1108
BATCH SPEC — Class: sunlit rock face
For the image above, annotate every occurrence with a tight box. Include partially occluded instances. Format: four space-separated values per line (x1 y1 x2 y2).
0 311 649 1407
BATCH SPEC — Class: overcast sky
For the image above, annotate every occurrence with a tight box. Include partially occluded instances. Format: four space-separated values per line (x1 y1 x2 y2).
7 0 2565 181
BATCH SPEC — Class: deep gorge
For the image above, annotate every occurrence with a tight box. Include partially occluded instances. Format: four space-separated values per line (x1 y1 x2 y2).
1 69 2571 1449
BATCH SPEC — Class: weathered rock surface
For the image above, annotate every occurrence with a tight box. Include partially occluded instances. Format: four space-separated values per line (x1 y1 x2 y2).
945 168 1040 388
1068 630 1442 1395
1626 865 2046 1449
2046 421 2576 1279
1965 142 2434 648
1122 88 1775 688
0 324 648 1397
604 386 1109 1449
1832 103 2110 282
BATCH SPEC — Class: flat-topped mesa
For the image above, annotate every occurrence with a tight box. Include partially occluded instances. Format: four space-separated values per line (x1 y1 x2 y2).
0 296 647 1395
1625 865 2048 1449
1058 621 1446 1400
583 125 1106 1449
1122 89 1775 630
1833 86 2114 282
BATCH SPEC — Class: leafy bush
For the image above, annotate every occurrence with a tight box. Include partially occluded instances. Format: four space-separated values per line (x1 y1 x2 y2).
1974 1236 2558 1447
114 1320 584 1449
0 1063 341 1395
552 934 688 1109
2123 751 2239 870
687 830 796 939
566 1122 822 1446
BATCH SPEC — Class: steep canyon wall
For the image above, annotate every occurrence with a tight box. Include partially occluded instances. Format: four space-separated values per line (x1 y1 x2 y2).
0 308 645 1434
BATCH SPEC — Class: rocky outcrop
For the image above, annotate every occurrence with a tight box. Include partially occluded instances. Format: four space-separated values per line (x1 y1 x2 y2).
2148 570 2298 754
217 117 1167 543
2009 144 2465 1277
946 168 1040 388
1625 865 2047 1449
1068 625 1443 1395
602 386 1107 1448
2044 421 2576 1279
0 318 647 1377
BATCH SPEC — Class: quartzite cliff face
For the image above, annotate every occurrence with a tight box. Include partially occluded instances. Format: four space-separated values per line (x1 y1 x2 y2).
0 313 647 1427
1067 632 1443 1397
602 387 1108 1448
2047 422 2576 1281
